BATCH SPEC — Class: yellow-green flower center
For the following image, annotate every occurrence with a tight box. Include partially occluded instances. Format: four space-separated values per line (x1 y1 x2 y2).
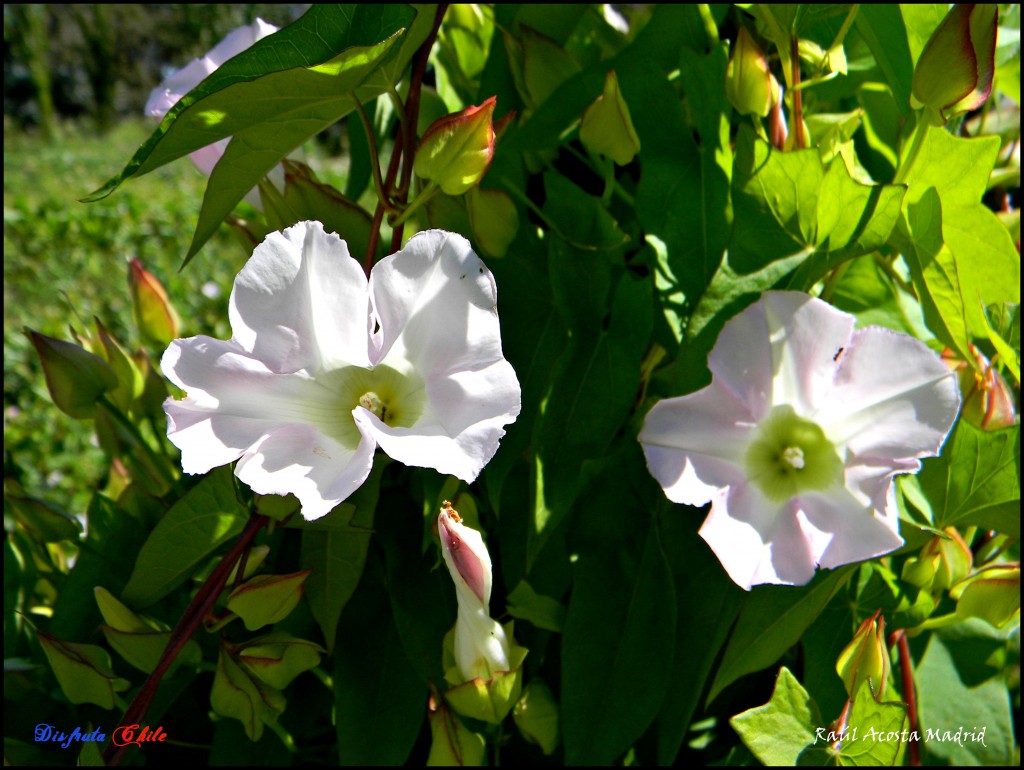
744 405 843 503
322 364 426 448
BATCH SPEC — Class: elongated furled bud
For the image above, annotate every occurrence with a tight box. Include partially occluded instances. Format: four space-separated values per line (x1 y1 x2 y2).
129 258 181 347
726 27 781 118
580 70 640 165
415 98 497 196
911 4 997 121
836 610 891 699
26 329 118 419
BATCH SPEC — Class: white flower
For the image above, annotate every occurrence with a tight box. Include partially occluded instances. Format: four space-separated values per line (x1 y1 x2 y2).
639 291 960 590
144 19 281 205
437 503 511 680
162 221 521 521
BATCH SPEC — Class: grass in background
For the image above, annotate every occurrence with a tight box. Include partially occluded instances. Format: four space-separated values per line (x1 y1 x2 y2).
4 118 248 515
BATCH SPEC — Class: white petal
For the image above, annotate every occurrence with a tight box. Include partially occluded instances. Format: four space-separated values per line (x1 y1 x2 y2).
455 609 511 680
370 230 506 376
709 291 854 418
235 423 376 521
638 383 755 506
699 483 817 590
796 486 904 570
230 221 374 373
820 327 960 461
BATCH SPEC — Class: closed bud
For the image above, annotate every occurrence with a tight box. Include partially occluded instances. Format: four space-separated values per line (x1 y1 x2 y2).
835 610 891 699
580 70 641 165
414 97 497 196
129 257 181 347
951 565 1021 629
911 4 997 121
726 27 781 117
943 345 1016 430
26 329 118 419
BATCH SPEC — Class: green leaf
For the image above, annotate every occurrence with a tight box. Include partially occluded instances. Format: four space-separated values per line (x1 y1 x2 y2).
237 632 324 690
915 632 1016 765
211 641 286 742
226 570 311 631
85 5 426 264
37 632 130 710
335 556 424 765
300 461 381 652
561 517 676 765
708 567 853 704
6 493 82 542
853 5 915 115
427 701 486 766
730 667 821 766
833 680 908 766
918 420 1020 537
506 580 566 633
122 467 248 607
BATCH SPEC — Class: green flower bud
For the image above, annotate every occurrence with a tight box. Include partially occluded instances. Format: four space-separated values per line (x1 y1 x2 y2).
129 257 181 347
442 622 528 724
726 27 781 117
911 4 997 121
836 610 891 699
414 97 497 196
26 328 118 419
580 70 641 166
943 345 1017 430
951 565 1020 629
902 527 973 591
226 570 311 630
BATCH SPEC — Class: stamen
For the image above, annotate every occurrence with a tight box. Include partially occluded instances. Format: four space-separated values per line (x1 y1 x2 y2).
782 446 805 470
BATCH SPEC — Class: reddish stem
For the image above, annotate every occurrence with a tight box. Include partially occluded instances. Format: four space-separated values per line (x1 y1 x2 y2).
102 514 269 766
891 629 922 766
790 36 804 150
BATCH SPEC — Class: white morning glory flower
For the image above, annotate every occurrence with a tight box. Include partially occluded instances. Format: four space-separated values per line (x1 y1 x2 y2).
145 18 281 204
162 221 521 521
639 291 960 590
437 503 511 680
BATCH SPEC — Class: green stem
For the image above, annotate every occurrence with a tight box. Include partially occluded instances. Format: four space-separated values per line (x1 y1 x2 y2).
389 181 440 228
818 260 851 303
354 99 389 211
97 396 179 492
894 111 932 185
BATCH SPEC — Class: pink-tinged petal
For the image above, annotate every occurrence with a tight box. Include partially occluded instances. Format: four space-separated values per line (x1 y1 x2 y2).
699 483 817 590
235 423 375 521
161 336 342 474
797 487 904 570
843 458 920 516
820 327 960 461
371 230 506 376
144 19 279 119
230 222 374 373
709 291 855 418
638 383 755 506
438 509 492 608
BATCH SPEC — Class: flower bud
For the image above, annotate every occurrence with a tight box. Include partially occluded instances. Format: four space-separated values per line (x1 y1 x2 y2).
580 70 641 166
902 527 973 591
835 610 891 699
26 329 118 419
129 258 181 347
942 345 1016 430
414 97 497 196
951 565 1021 629
726 27 781 118
911 4 997 121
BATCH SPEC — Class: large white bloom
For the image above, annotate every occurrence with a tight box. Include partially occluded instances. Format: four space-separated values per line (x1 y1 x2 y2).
162 221 521 520
437 504 511 681
639 291 960 590
145 19 281 204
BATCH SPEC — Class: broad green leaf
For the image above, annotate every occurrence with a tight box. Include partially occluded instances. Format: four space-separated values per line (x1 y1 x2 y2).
730 667 821 766
211 642 285 742
915 631 1016 765
514 680 560 755
562 516 676 765
918 420 1020 537
654 505 745 764
506 580 566 633
834 680 908 766
226 570 311 631
542 172 628 251
85 5 425 263
122 467 248 607
237 633 324 690
94 585 200 674
335 557 424 765
853 5 915 115
901 125 1001 211
6 493 81 543
300 460 381 652
708 567 853 704
37 632 130 710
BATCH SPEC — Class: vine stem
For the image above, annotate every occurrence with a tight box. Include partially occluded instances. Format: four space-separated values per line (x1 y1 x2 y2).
790 35 805 150
890 629 922 767
102 513 269 766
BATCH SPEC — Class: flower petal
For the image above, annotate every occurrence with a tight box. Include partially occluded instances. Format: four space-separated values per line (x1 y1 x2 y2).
797 486 904 570
235 423 375 521
371 230 506 376
699 482 817 589
820 327 961 461
230 221 374 373
638 382 755 506
709 291 854 418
